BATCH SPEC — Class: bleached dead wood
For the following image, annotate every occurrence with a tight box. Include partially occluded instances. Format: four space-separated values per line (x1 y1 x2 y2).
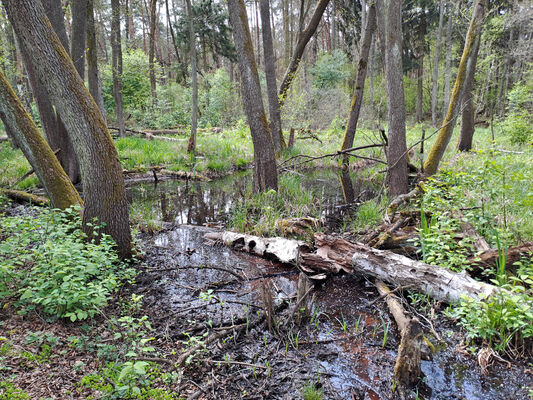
0 136 8 142
206 231 500 303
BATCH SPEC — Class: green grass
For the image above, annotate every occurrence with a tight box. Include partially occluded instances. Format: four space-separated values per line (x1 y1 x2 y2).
0 143 32 189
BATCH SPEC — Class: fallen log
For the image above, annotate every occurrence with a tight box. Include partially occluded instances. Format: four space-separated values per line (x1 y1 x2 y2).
470 242 533 270
0 136 8 142
0 189 49 206
206 231 500 303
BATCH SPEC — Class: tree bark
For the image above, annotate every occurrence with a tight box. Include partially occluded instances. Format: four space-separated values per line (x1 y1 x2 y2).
71 0 87 80
185 0 197 153
424 0 485 175
111 0 126 137
4 0 132 258
149 0 158 104
260 0 284 152
86 0 106 119
0 71 82 209
278 0 330 108
442 1 455 122
457 34 481 151
415 13 426 123
227 0 278 192
340 4 376 160
431 0 445 127
283 0 290 67
381 0 408 196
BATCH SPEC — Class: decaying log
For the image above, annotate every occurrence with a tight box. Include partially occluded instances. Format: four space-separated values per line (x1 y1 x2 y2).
455 210 491 252
203 231 309 264
386 185 422 219
351 243 499 302
274 217 320 236
206 231 501 303
123 167 209 181
0 189 49 206
470 242 533 270
394 318 424 392
0 136 8 142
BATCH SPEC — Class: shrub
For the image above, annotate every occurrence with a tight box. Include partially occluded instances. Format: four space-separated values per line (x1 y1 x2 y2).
310 50 350 89
0 206 136 320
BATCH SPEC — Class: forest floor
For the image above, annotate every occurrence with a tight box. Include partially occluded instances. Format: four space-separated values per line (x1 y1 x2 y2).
0 123 532 399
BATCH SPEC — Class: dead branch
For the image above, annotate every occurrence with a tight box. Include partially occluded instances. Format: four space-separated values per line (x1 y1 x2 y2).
0 189 49 206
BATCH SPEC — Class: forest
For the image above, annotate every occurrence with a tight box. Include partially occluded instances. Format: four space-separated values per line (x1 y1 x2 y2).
0 0 531 398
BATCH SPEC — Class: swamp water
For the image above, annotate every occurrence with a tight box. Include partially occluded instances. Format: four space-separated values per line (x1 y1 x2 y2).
130 170 532 399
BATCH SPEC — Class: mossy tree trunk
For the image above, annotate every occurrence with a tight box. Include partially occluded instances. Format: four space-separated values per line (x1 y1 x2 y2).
340 3 376 162
186 0 198 154
227 0 278 192
380 0 409 196
458 34 481 152
424 0 485 175
4 0 132 259
260 0 284 152
86 0 106 118
0 71 82 209
71 0 87 80
111 0 126 137
431 0 445 127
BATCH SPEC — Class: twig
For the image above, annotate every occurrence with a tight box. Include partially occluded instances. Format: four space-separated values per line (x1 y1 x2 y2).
368 284 413 306
205 359 267 369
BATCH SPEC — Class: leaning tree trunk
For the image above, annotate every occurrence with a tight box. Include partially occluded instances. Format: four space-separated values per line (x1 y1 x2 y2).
149 0 158 104
340 4 376 161
71 0 87 80
424 0 485 175
457 34 481 151
111 0 126 137
380 0 408 196
4 0 132 259
185 0 198 154
227 0 278 192
431 0 445 127
260 0 284 152
0 71 82 209
278 0 330 108
86 0 106 118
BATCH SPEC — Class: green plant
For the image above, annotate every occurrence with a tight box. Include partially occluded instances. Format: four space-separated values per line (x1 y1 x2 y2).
0 381 30 400
301 382 324 400
0 206 136 320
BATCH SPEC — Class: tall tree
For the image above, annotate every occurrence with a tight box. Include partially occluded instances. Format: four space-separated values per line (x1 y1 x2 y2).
111 0 126 137
3 0 132 258
431 0 445 126
71 0 87 79
442 1 455 121
457 34 481 151
340 4 376 159
424 0 486 175
0 71 82 209
227 0 278 192
86 0 106 118
185 0 198 153
380 0 409 196
260 0 284 152
149 0 158 104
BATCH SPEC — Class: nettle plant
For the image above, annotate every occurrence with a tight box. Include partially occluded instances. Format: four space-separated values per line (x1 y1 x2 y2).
0 206 136 320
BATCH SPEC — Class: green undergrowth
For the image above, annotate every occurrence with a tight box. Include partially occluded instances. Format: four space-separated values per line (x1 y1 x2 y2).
0 204 136 320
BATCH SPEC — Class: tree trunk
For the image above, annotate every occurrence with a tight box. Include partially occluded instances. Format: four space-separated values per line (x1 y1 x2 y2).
227 0 278 192
442 1 455 122
165 0 186 83
283 0 290 67
457 34 481 152
86 0 106 119
149 0 158 104
416 15 426 123
278 0 330 108
340 4 376 160
431 0 445 127
0 71 82 209
380 0 408 196
4 0 132 258
185 0 197 154
71 0 87 80
260 0 284 152
111 0 126 137
424 0 485 175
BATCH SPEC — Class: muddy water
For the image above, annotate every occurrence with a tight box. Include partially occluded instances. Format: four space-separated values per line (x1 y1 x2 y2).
133 171 532 399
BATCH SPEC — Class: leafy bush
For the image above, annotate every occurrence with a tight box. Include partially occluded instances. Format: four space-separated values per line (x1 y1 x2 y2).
310 50 350 89
0 206 135 320
501 112 532 145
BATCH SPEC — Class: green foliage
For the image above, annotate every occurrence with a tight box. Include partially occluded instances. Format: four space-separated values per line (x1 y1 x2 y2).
0 381 30 400
310 50 350 89
501 82 533 145
0 206 136 320
301 382 324 400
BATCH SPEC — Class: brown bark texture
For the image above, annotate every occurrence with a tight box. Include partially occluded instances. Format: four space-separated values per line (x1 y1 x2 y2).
86 0 106 118
424 0 485 175
260 0 284 152
381 0 408 196
149 0 158 103
0 71 82 209
4 0 132 258
71 0 87 79
340 4 376 155
111 0 126 137
185 0 198 153
227 0 278 192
